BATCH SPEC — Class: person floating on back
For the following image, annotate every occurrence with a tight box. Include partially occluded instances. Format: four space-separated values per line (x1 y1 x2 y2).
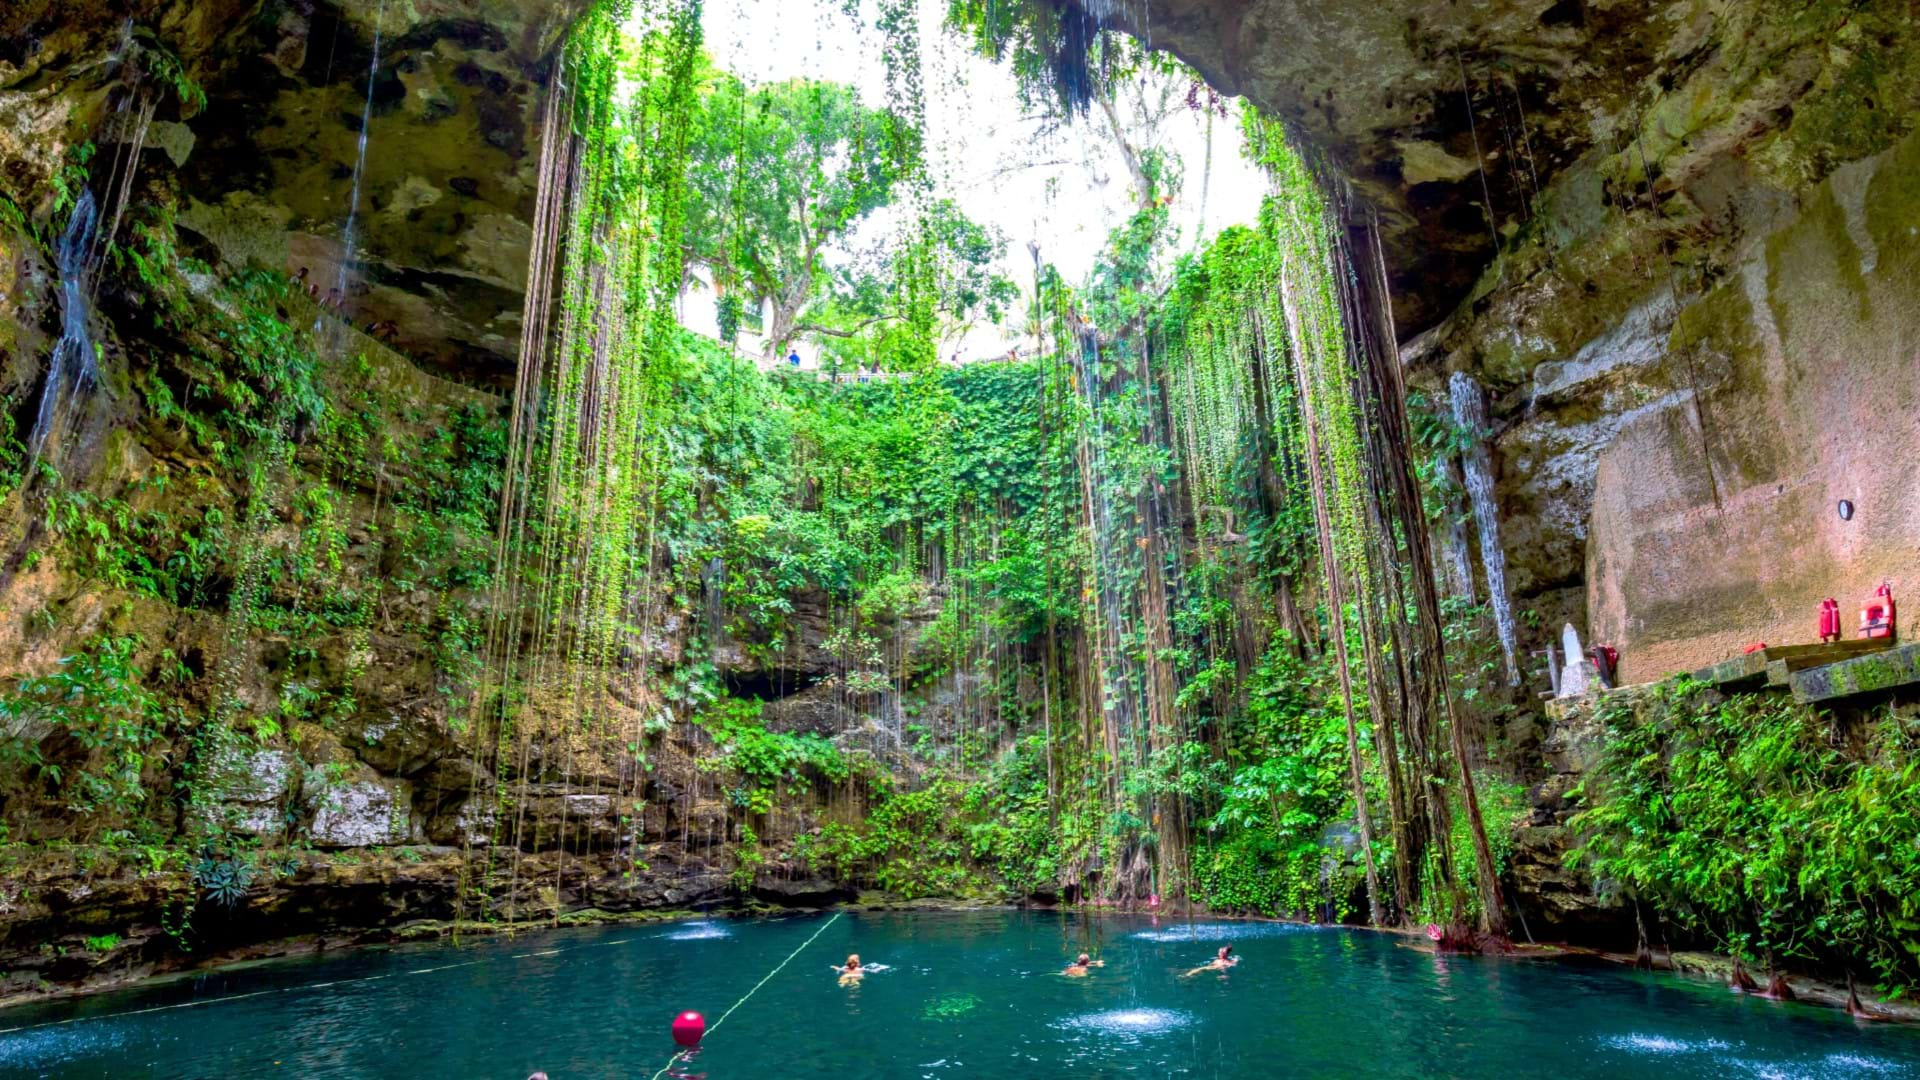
834 953 865 986
1062 952 1106 978
1183 945 1238 977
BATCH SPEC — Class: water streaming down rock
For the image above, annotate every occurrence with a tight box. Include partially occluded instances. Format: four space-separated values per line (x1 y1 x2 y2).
28 190 101 471
326 1 386 339
1439 457 1477 602
1065 318 1161 901
1449 370 1519 685
701 556 727 643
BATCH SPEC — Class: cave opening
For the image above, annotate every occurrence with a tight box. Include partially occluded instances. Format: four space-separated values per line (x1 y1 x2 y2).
2 0 1919 1063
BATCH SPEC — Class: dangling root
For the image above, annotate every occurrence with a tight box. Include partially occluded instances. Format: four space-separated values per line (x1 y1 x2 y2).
1434 924 1514 955
1728 957 1759 993
1847 972 1885 1021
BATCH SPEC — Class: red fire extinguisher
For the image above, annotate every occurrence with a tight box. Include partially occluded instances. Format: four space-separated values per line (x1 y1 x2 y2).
1860 583 1896 640
1819 598 1842 643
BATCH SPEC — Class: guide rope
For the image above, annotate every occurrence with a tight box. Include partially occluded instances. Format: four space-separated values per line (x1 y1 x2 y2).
647 911 844 1080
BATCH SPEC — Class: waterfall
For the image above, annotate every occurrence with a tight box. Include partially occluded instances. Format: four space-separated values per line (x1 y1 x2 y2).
329 1 385 332
1449 371 1519 685
701 556 727 643
28 190 101 471
1440 458 1476 602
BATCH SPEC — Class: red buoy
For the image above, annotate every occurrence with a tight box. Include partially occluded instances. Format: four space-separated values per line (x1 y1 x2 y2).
671 1011 705 1048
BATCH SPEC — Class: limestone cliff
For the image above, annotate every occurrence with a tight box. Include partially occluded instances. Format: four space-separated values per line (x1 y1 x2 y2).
2 0 585 383
1116 0 1917 684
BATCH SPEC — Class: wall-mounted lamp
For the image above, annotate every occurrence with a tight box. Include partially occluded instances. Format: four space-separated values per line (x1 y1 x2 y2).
1838 499 1855 522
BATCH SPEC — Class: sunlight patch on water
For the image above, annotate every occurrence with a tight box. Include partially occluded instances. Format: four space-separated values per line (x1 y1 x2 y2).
1599 1033 1731 1054
0 1025 134 1070
1130 922 1319 942
1821 1053 1903 1072
1056 1008 1193 1036
1728 1053 1911 1080
921 993 979 1022
661 922 731 941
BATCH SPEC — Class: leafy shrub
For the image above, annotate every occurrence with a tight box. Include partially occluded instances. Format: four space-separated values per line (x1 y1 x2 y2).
193 856 257 908
1571 679 1920 991
0 636 169 820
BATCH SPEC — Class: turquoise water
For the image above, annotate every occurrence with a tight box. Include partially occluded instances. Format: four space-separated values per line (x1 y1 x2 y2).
2 911 1916 1078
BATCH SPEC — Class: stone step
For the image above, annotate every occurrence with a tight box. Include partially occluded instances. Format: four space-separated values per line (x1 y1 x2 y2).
1790 642 1920 704
1766 642 1900 685
1692 639 1890 688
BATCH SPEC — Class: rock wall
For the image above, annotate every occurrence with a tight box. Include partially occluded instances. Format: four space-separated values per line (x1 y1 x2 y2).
1583 138 1919 681
1120 0 1917 687
1397 2 1919 684
2 0 585 386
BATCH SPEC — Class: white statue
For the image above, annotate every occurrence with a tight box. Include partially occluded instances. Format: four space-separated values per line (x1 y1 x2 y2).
1558 623 1600 698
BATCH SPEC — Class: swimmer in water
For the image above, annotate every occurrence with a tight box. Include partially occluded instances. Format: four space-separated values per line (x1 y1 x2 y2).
1062 952 1106 977
1183 945 1238 977
834 953 865 986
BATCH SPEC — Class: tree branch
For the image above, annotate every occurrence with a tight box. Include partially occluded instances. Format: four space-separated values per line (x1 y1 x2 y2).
794 314 896 339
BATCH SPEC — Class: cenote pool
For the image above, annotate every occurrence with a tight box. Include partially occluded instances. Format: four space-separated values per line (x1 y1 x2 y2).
2 911 1916 1078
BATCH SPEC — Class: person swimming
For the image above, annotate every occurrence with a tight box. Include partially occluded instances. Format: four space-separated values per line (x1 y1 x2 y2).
1062 952 1106 977
1183 945 1238 977
834 953 865 985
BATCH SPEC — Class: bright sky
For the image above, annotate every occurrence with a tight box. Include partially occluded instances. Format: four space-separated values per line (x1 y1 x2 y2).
687 0 1269 359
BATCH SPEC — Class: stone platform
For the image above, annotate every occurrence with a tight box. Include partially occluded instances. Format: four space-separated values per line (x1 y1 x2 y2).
1690 639 1891 690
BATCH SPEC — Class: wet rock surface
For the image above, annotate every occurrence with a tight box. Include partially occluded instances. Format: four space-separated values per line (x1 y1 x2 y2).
1 0 586 386
1508 699 1630 943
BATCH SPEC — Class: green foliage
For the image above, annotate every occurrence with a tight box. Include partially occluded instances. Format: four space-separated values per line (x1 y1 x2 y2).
1193 833 1355 922
1572 680 1920 991
1440 772 1527 925
0 636 171 821
696 697 851 794
943 0 1122 115
193 854 257 908
787 745 1061 901
51 142 95 217
128 27 208 117
45 485 226 606
687 73 902 352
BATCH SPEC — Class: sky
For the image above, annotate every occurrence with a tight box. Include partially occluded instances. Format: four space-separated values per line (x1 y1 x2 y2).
681 0 1270 360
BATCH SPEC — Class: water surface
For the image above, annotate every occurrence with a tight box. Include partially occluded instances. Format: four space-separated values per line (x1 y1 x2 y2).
2 911 1915 1078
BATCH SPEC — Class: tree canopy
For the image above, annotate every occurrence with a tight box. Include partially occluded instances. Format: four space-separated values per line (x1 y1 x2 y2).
686 69 1014 363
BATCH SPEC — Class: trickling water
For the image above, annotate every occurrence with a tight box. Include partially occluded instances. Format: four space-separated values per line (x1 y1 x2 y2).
1449 371 1519 685
328 1 386 332
28 190 101 471
702 556 727 643
1440 458 1476 602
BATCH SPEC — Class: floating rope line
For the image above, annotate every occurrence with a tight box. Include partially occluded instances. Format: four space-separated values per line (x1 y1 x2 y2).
0 932 648 1038
647 912 844 1080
